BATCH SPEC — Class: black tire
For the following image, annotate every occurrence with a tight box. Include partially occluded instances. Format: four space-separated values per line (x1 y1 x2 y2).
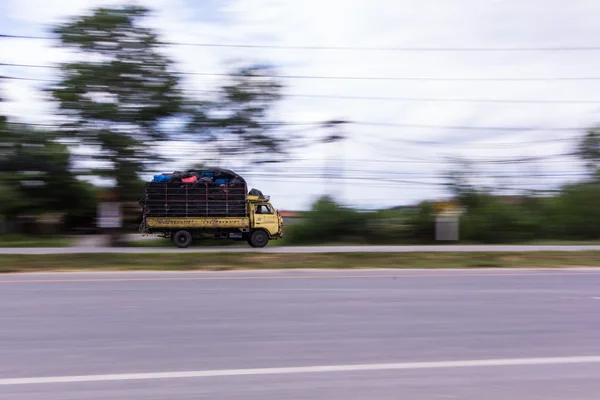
173 230 193 248
248 230 269 248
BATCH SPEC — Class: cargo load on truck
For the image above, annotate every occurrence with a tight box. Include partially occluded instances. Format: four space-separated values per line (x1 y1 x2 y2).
139 167 283 248
143 168 248 218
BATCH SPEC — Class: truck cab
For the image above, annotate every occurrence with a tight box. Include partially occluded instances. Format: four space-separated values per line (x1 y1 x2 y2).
247 195 283 245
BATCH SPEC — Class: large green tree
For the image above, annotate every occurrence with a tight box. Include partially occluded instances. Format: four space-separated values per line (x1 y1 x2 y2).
51 5 183 200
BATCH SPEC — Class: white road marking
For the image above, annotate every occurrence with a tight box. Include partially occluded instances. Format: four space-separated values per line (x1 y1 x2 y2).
2 356 600 386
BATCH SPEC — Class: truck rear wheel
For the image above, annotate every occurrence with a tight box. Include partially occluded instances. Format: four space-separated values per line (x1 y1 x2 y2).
249 230 269 248
173 230 192 248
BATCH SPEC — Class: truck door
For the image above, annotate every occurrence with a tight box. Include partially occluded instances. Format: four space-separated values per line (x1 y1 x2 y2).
253 204 279 236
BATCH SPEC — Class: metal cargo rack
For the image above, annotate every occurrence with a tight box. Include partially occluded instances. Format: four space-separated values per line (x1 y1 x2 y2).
142 181 248 218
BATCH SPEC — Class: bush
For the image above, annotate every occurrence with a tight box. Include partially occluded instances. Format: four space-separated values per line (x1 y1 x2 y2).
459 193 542 243
285 196 370 244
286 198 437 245
548 182 600 239
403 202 436 242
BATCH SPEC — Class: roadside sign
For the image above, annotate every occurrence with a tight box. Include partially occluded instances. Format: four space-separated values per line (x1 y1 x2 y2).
97 202 122 229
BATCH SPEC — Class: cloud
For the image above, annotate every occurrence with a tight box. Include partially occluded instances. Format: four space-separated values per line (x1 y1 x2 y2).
2 0 600 209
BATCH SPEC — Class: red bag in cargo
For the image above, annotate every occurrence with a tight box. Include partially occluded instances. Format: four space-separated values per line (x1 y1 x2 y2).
182 176 198 183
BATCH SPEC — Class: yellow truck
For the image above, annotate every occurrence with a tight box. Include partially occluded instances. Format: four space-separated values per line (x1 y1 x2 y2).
139 168 283 248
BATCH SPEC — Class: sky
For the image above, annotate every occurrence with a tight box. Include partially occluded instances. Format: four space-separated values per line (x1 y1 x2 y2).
1 0 600 210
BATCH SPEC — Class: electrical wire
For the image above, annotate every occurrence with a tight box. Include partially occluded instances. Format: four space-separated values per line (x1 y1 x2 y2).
3 62 600 82
3 34 600 52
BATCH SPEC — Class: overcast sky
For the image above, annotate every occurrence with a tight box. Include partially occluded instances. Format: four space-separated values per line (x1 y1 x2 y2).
1 0 600 210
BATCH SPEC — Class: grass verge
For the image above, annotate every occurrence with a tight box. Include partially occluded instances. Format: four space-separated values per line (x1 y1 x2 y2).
126 237 600 248
0 235 72 248
0 252 599 273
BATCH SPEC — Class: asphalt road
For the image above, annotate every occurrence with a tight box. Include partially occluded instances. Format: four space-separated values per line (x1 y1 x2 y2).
1 269 600 399
3 244 600 254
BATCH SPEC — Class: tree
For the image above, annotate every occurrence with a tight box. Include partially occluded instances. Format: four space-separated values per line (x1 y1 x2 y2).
444 157 477 202
0 83 8 162
0 122 96 221
186 64 287 166
578 128 600 178
0 76 96 229
0 85 30 217
51 5 183 200
0 116 24 218
549 181 600 239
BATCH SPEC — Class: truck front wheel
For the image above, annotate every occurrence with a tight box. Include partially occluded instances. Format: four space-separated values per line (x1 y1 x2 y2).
249 230 269 248
173 230 193 248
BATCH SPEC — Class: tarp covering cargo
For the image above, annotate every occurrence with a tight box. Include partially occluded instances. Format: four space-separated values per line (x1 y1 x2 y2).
143 168 248 218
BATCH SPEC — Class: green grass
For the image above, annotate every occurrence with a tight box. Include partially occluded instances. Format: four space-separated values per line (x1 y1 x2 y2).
0 234 72 248
518 239 600 245
0 251 599 273
126 236 600 248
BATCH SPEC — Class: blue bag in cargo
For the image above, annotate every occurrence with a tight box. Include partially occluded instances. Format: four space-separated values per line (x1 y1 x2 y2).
152 174 171 183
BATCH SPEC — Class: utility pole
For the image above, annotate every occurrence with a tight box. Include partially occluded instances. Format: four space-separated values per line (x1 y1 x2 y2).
321 119 349 202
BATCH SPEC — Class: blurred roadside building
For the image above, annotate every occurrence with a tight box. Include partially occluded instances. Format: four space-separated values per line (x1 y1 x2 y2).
278 210 304 225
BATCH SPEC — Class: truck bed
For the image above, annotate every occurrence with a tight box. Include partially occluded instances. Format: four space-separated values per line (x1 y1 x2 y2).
143 182 247 218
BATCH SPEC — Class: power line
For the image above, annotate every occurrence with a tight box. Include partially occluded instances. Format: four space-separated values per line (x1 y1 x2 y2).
191 89 600 106
0 75 54 82
356 135 581 151
171 43 600 52
359 144 582 163
3 34 600 52
184 72 600 83
354 121 586 131
6 74 598 105
0 63 55 69
246 162 587 175
3 118 589 133
284 93 600 104
249 170 588 178
5 121 319 128
0 34 49 39
4 62 600 82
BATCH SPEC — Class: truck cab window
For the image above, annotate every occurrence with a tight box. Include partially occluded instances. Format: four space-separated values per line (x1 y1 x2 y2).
256 205 273 214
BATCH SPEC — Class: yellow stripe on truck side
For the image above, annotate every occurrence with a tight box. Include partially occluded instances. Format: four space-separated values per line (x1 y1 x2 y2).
146 217 250 229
